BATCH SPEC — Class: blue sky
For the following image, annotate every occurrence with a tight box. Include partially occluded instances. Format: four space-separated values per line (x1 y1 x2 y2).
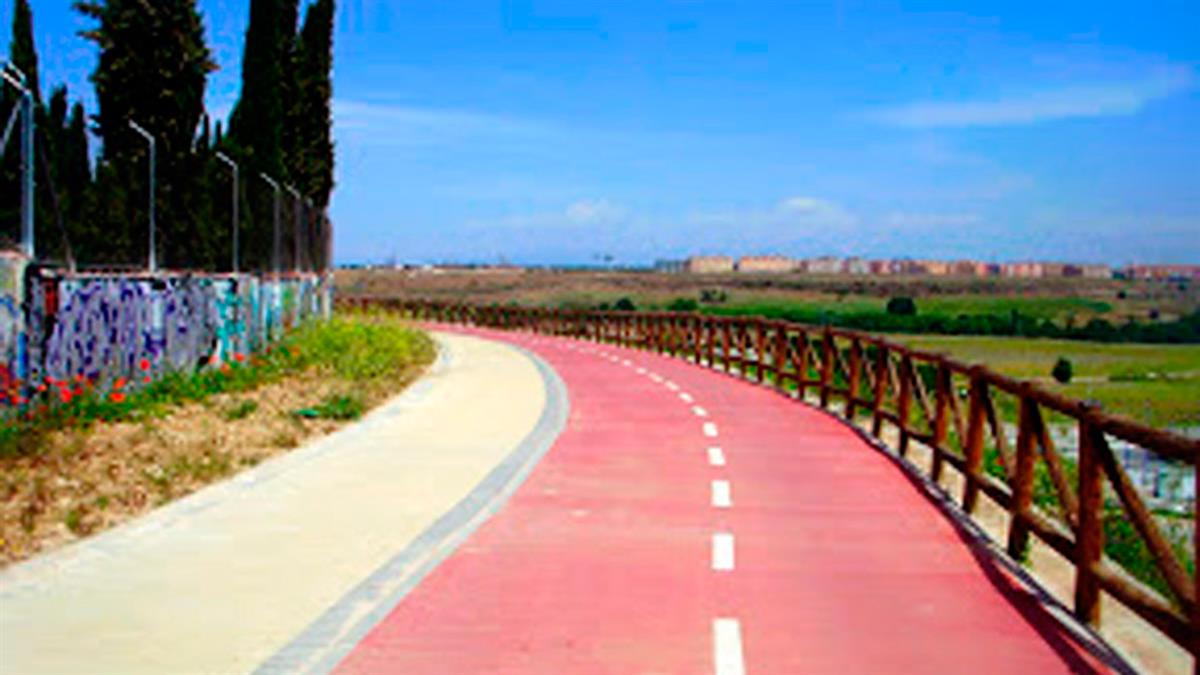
4 1 1198 266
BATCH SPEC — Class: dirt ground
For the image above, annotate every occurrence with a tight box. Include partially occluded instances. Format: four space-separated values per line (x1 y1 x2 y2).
0 365 427 567
336 267 1197 322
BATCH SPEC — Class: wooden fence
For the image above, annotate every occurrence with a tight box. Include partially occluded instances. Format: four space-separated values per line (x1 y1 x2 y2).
342 297 1199 665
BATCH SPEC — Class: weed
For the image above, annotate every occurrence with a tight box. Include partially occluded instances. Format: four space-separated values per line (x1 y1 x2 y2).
63 508 84 535
296 393 365 421
224 399 258 421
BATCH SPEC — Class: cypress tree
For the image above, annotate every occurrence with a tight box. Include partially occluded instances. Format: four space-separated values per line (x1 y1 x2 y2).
1 0 40 249
295 0 335 269
6 0 40 103
228 0 288 271
75 0 215 267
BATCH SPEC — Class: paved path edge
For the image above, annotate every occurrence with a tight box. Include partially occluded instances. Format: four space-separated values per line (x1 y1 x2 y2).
253 338 570 675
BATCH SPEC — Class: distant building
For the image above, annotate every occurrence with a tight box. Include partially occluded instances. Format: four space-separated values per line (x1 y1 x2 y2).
1063 263 1111 279
1041 262 1067 278
736 255 798 273
1124 264 1200 281
686 256 735 274
950 260 990 277
1003 261 1044 278
867 259 892 275
805 256 841 274
654 259 685 273
842 257 870 275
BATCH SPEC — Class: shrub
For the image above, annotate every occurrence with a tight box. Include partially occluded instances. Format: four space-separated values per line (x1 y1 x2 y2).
613 297 637 312
666 297 699 312
886 296 917 316
1052 357 1073 384
699 288 728 304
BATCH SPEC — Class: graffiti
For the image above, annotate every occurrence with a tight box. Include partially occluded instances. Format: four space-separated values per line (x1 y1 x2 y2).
1 252 28 398
0 257 331 409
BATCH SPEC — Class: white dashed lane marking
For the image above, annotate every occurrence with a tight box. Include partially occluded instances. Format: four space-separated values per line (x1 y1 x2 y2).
712 533 735 570
665 381 679 391
703 422 719 438
707 446 726 466
713 618 746 675
711 480 732 508
692 406 708 417
680 392 694 403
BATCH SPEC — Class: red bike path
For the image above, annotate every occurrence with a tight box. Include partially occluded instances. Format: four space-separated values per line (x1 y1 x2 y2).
334 327 1113 674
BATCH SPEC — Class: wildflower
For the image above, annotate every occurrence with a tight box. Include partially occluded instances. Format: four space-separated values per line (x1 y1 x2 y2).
221 363 231 374
113 377 127 390
109 391 126 403
234 353 246 363
60 390 73 404
36 382 47 393
143 376 152 384
139 358 151 371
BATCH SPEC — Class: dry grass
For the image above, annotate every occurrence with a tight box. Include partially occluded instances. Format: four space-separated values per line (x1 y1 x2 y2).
0 317 433 566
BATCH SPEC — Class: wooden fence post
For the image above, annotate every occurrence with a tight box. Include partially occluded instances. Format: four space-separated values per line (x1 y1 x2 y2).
870 343 889 436
755 319 767 384
774 322 788 393
795 331 810 400
846 338 863 419
1007 392 1038 560
930 360 951 482
819 327 834 408
1074 411 1104 627
722 320 732 372
897 353 914 456
962 370 987 514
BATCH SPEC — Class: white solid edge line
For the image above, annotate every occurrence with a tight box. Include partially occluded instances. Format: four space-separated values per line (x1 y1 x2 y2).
712 533 735 570
703 422 719 437
714 618 746 675
711 480 732 508
693 406 708 417
707 446 726 466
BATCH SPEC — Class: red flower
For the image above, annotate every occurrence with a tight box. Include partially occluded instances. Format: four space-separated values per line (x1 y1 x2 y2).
220 363 231 374
234 353 246 363
109 391 126 403
139 358 151 371
60 390 72 404
35 383 47 393
143 375 152 384
113 377 127 390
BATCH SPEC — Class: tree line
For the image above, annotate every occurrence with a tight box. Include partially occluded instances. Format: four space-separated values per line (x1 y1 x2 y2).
1 0 334 274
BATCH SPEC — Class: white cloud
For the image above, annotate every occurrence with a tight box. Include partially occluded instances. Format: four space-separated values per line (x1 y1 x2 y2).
866 65 1193 128
332 99 558 145
565 199 627 225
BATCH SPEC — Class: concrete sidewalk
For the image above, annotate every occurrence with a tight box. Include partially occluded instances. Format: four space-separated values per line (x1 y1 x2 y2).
0 332 563 675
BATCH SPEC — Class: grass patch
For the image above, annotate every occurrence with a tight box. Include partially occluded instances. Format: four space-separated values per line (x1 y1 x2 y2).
894 335 1200 427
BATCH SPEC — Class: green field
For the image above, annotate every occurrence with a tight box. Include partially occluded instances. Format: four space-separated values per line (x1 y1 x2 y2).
895 335 1200 427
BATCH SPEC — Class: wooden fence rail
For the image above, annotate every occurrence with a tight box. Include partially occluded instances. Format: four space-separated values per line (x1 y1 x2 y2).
341 297 1200 666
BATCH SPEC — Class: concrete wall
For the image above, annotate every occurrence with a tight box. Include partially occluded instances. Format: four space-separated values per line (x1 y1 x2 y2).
1 252 331 404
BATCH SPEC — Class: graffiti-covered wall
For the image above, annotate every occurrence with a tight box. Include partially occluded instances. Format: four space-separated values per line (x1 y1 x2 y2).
0 252 331 406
